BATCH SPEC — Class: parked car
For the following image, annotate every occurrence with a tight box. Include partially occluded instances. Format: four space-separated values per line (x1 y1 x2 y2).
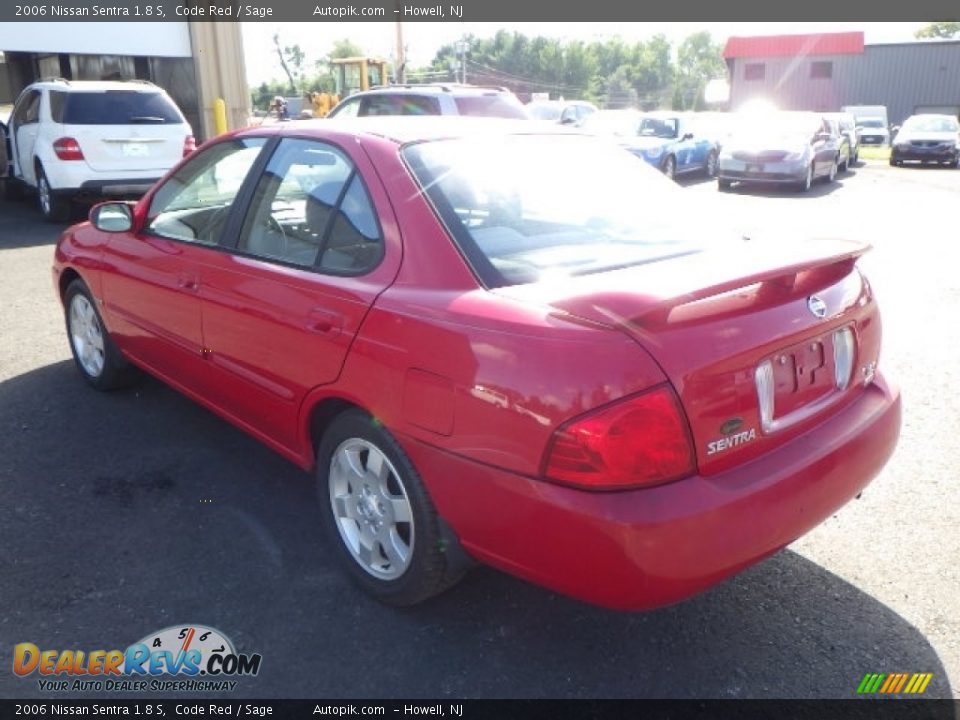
4 79 194 222
526 99 598 127
824 117 852 172
54 118 900 610
855 118 890 147
889 114 960 168
717 111 842 192
630 112 720 179
825 112 859 166
326 84 529 120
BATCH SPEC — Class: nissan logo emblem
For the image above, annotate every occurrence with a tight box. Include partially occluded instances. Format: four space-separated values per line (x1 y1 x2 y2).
808 295 827 319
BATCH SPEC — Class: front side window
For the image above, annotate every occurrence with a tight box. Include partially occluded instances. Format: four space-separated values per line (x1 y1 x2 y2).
13 90 41 125
404 135 704 288
237 137 383 273
147 137 266 245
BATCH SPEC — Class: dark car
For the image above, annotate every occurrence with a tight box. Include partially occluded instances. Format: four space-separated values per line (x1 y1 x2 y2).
326 84 529 120
890 114 960 168
717 111 842 192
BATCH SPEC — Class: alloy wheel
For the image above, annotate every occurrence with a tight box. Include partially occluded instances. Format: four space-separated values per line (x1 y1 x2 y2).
69 294 106 378
328 438 414 580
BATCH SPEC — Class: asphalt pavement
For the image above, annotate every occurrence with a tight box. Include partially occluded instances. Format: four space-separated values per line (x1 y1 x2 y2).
1 161 958 699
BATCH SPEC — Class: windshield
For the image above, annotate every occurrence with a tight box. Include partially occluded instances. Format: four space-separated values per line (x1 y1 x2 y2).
528 103 562 121
638 117 679 139
858 118 885 129
403 135 705 288
902 116 959 133
582 111 641 137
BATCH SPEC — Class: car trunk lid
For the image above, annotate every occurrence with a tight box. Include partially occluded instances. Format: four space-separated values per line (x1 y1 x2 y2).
495 236 882 475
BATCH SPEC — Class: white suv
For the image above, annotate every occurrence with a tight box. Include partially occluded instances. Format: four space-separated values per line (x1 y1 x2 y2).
2 79 194 222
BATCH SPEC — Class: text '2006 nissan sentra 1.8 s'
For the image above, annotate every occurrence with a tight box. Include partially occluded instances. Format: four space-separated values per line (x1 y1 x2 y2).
52 118 901 610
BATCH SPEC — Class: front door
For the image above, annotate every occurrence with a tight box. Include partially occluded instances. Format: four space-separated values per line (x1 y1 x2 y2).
100 137 268 388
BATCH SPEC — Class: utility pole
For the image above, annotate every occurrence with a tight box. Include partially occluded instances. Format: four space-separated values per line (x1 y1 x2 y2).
456 40 467 84
395 20 406 84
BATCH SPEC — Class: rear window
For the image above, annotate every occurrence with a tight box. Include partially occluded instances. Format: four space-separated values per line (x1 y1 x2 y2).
403 135 703 288
56 90 184 125
453 94 529 120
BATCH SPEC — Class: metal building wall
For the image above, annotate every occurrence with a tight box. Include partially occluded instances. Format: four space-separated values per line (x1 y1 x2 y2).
188 22 251 142
729 41 960 125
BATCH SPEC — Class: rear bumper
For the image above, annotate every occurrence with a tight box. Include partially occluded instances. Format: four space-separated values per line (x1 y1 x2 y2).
408 375 901 610
718 158 807 185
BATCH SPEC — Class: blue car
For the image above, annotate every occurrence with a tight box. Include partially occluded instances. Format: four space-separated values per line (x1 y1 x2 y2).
623 112 720 180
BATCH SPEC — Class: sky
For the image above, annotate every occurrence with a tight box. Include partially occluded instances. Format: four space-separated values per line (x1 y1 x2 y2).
241 22 931 86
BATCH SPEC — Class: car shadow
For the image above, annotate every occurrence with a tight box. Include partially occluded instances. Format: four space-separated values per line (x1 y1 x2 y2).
0 194 88 249
0 361 952 701
720 175 848 199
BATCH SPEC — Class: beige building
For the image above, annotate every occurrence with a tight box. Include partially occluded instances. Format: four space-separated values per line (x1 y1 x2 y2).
0 22 250 141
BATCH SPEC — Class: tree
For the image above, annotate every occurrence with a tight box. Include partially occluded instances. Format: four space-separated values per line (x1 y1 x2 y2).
915 22 960 39
673 32 726 110
328 38 365 60
272 34 306 94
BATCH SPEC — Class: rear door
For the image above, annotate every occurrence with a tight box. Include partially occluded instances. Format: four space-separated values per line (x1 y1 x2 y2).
55 89 188 174
196 136 401 451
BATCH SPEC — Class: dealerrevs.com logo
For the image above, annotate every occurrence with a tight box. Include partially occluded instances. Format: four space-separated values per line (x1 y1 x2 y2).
13 624 262 693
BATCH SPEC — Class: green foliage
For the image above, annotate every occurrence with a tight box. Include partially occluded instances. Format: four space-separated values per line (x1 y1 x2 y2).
423 30 726 109
914 22 960 39
251 31 730 112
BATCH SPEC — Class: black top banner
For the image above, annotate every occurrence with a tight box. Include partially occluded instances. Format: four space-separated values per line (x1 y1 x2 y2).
1 0 959 22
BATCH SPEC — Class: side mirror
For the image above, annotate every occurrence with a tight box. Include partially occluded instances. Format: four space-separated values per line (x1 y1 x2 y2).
681 132 694 141
90 201 135 233
559 116 577 126
891 125 900 134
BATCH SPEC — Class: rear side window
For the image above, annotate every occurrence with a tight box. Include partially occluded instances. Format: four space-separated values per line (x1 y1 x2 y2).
453 94 528 119
60 91 184 125
361 94 440 116
49 91 67 123
237 137 383 274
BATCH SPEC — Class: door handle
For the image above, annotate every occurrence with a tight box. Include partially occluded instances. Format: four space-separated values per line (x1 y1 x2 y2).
307 309 343 336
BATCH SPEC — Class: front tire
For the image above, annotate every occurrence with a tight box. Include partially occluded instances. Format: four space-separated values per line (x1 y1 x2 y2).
316 409 466 606
826 158 838 183
37 165 70 223
661 155 676 181
797 163 814 193
64 280 140 390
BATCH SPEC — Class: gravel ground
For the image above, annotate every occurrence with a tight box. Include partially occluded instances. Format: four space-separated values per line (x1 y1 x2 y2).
0 161 957 699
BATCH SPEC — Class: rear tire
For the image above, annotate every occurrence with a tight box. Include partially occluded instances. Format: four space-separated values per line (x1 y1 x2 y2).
717 178 732 192
64 279 141 390
704 150 718 178
37 165 70 223
316 409 468 606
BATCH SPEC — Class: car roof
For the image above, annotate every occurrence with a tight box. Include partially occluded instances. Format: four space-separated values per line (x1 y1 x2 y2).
344 84 512 98
253 116 569 145
30 79 164 93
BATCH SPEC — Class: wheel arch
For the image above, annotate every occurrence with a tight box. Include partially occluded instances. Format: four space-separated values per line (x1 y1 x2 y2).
302 394 367 469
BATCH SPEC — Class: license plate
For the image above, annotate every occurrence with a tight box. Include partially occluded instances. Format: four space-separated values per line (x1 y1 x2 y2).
121 142 149 158
770 338 834 418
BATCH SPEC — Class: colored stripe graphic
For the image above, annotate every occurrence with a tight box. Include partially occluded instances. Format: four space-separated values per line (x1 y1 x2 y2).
858 673 932 694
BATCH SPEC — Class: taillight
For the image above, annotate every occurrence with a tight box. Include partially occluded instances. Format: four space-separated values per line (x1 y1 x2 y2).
183 135 196 157
53 137 84 161
543 385 696 490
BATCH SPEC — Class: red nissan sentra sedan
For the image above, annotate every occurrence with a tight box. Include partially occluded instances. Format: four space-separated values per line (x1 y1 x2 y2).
52 118 901 610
